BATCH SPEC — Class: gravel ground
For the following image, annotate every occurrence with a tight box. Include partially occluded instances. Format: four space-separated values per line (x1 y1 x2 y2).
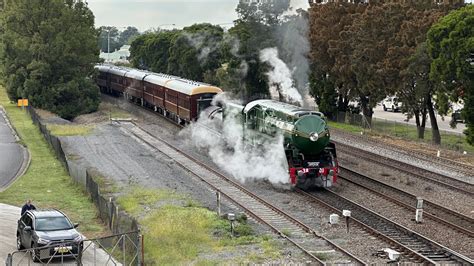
332 130 474 184
332 180 474 258
102 96 395 264
339 153 474 218
248 182 402 264
46 96 311 263
80 94 473 263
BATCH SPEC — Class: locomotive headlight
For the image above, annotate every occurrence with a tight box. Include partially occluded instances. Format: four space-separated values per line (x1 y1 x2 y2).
309 132 319 142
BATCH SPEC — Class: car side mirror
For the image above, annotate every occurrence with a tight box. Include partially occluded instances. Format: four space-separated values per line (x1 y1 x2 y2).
74 223 79 228
24 226 31 232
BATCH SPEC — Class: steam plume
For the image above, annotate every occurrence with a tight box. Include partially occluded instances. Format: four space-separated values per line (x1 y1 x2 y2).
179 94 289 185
260 47 303 105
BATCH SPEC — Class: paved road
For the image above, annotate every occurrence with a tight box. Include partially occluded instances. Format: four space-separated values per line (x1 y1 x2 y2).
0 204 120 265
0 107 29 191
373 105 466 134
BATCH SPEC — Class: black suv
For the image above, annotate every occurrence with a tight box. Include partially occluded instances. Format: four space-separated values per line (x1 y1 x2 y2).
17 209 83 262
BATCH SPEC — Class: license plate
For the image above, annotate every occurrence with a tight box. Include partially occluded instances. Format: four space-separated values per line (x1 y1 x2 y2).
54 246 72 253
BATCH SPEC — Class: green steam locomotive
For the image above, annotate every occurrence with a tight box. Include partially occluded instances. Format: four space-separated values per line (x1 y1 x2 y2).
211 99 338 189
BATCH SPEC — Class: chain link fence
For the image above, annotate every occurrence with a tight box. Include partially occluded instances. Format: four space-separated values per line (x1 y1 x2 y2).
24 107 143 264
329 111 469 153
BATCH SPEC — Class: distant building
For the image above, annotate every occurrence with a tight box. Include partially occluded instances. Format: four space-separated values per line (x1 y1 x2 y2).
100 45 130 64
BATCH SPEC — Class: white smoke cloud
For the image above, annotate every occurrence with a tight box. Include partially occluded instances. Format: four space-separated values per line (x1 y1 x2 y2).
179 96 290 186
259 47 303 105
280 1 313 108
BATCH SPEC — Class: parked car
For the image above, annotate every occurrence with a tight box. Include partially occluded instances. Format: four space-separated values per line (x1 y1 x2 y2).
382 97 402 112
17 209 83 262
452 109 464 123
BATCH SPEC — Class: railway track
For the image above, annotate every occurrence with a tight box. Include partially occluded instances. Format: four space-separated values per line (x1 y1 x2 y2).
336 141 474 196
333 129 474 178
296 188 474 265
115 120 365 265
339 167 474 238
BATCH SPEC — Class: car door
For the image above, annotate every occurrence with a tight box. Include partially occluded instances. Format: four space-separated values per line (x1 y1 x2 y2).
21 214 33 248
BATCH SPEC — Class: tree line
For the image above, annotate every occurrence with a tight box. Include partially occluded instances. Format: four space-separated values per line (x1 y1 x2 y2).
129 0 307 101
0 0 471 145
129 1 472 145
309 1 472 145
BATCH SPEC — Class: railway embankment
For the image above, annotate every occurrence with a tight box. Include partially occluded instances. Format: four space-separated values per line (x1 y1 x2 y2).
23 101 309 264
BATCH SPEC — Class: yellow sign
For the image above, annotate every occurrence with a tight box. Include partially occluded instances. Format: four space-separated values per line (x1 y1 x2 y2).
17 99 28 107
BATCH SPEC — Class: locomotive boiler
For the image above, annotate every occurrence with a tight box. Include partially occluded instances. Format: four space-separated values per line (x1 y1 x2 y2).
211 99 338 189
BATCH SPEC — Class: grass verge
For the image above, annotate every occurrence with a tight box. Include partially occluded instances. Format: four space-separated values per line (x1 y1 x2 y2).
47 124 94 136
118 187 281 264
0 87 107 238
328 120 474 154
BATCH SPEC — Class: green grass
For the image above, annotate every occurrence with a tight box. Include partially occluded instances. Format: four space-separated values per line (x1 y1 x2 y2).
329 120 474 154
100 103 132 120
328 121 365 135
117 187 185 217
118 187 281 265
0 87 107 238
47 124 94 136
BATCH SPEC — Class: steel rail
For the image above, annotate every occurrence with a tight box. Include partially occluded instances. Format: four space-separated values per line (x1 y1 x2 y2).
118 121 366 265
333 129 474 177
335 141 474 196
339 167 474 238
296 188 474 265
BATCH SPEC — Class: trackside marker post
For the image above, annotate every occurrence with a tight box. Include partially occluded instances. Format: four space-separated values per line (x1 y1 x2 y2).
416 197 423 223
342 210 351 233
227 213 235 237
216 191 221 216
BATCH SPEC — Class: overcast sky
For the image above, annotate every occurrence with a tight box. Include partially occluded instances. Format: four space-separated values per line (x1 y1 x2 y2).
88 0 240 31
87 0 310 31
88 0 469 31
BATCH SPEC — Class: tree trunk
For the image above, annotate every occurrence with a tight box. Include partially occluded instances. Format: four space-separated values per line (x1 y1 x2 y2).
360 96 373 127
337 94 348 112
414 108 427 139
414 110 423 139
420 107 427 139
426 97 441 145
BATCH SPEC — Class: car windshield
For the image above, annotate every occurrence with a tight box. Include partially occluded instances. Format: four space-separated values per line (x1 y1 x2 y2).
35 217 72 231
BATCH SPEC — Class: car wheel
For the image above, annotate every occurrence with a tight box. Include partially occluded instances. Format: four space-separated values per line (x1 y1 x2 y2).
31 242 40 263
16 234 23 250
383 105 387 111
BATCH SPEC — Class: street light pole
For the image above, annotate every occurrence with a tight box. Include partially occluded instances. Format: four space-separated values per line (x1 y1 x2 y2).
107 29 111 62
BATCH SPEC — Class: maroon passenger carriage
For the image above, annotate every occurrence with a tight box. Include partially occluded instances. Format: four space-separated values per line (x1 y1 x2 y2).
95 65 223 124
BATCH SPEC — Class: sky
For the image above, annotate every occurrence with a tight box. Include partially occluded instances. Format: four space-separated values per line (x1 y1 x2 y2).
87 0 310 31
87 0 241 31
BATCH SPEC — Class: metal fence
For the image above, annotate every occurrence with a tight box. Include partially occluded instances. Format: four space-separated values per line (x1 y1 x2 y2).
23 107 143 264
329 111 468 152
6 231 142 266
